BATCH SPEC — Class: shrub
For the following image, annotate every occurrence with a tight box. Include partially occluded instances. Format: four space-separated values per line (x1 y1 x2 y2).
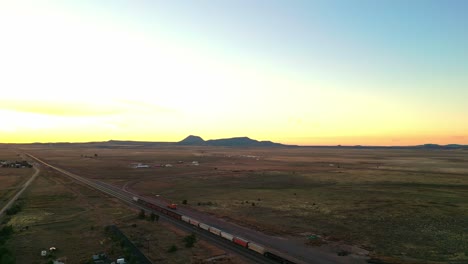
138 209 145 219
183 233 197 248
5 203 22 215
0 226 14 238
0 246 15 264
168 245 178 253
150 212 155 221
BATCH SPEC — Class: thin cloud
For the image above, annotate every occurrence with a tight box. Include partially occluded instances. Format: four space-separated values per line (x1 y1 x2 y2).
0 100 122 116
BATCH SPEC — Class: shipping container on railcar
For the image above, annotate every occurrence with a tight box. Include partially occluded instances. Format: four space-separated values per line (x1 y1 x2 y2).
181 215 190 223
199 223 210 231
247 242 265 255
189 219 200 226
233 237 249 248
160 207 170 215
220 231 234 241
209 227 221 236
167 211 182 220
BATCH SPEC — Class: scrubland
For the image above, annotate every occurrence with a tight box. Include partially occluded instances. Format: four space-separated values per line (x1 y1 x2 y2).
10 145 468 263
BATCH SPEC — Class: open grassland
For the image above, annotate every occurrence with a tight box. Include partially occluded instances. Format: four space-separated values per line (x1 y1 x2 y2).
0 148 34 210
18 145 468 263
1 151 241 264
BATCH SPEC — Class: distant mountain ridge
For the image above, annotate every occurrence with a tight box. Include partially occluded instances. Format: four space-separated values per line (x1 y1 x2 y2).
414 144 468 149
178 135 285 147
3 137 467 149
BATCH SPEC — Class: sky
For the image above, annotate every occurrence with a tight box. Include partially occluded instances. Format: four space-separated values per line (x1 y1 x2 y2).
0 0 467 145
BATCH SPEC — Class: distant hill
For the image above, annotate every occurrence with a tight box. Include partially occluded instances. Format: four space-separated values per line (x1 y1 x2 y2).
205 136 284 147
177 135 206 145
177 135 286 147
413 144 468 149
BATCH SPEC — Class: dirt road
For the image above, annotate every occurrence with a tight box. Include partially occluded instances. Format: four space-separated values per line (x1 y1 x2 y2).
0 167 40 217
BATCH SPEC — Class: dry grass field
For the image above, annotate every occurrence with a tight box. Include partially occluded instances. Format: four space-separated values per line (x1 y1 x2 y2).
13 145 468 263
0 146 243 264
0 150 32 210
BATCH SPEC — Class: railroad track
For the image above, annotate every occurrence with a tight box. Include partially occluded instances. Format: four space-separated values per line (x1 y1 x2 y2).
26 153 281 264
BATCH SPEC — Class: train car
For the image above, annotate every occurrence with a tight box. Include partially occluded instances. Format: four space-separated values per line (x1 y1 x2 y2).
181 215 190 223
199 223 210 231
160 208 170 215
149 203 161 212
167 211 182 220
233 237 249 248
135 196 295 262
220 231 234 241
154 205 164 213
247 242 265 255
189 219 200 226
134 197 166 213
209 227 221 236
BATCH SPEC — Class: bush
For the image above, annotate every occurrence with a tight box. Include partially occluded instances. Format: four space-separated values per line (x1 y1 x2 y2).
182 199 187 205
150 212 159 222
337 250 349 256
0 226 14 238
5 203 22 215
138 209 145 219
0 246 15 264
183 233 197 248
168 245 178 253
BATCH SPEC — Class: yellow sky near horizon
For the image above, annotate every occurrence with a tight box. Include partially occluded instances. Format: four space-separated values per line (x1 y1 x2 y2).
0 1 467 146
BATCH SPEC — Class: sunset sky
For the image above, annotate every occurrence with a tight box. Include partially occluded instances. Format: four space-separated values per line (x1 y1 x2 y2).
0 1 467 145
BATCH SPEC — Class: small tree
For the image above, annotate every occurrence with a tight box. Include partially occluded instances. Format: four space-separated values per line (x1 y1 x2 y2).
150 212 156 222
138 209 146 219
183 233 197 248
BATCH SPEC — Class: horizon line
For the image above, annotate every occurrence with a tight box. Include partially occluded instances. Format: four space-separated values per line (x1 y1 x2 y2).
0 138 466 148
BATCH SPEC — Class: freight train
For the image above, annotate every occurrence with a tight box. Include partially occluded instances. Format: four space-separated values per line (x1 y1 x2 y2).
132 196 296 264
